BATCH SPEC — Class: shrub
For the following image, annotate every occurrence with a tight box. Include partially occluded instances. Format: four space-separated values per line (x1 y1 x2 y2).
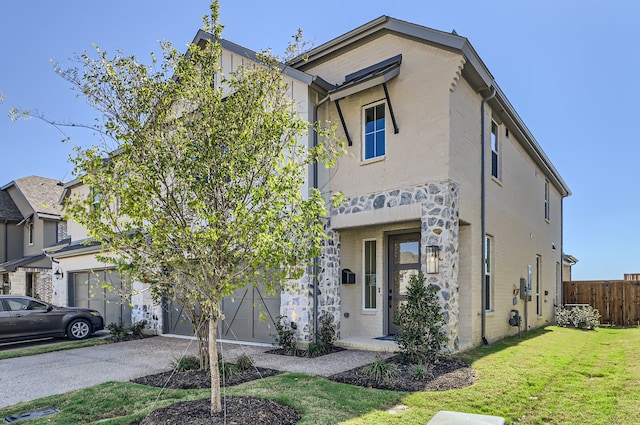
305 342 323 358
130 320 147 337
172 355 201 371
393 272 448 365
219 360 238 378
235 354 254 371
107 320 148 340
361 356 398 383
556 305 600 330
317 313 337 351
413 364 426 379
272 315 298 355
106 322 128 339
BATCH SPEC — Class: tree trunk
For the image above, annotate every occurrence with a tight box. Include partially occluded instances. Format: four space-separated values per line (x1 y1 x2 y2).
209 315 221 414
196 317 210 370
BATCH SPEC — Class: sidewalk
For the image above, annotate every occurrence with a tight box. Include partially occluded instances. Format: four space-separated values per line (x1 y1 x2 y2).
0 335 388 409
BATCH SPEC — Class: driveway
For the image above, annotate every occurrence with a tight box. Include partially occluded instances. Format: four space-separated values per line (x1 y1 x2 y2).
0 336 386 409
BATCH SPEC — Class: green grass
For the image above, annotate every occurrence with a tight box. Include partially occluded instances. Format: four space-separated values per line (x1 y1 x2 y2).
0 337 111 360
1 326 640 424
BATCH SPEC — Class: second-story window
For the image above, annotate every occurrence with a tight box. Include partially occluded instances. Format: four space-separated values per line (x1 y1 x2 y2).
363 102 386 160
544 180 550 221
491 121 500 179
27 222 34 245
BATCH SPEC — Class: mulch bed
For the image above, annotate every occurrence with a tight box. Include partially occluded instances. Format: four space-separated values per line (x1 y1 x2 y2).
328 356 476 392
131 367 282 389
137 396 301 425
131 354 475 424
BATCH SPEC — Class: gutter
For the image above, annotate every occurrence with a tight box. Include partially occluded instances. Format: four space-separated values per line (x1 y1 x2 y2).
480 86 496 346
311 93 331 344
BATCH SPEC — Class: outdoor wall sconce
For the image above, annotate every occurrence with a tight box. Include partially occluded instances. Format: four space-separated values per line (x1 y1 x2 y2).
53 267 64 280
426 246 440 274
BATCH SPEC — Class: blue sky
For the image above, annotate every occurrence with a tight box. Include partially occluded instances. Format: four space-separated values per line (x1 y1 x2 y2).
0 1 638 280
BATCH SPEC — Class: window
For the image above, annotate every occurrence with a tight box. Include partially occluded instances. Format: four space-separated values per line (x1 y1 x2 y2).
490 121 499 179
484 235 493 311
363 240 377 310
536 255 542 316
363 102 385 160
544 180 550 221
27 222 34 245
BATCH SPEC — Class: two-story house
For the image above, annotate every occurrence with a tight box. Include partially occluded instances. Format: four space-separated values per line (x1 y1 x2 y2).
51 16 570 352
0 176 66 301
284 16 571 351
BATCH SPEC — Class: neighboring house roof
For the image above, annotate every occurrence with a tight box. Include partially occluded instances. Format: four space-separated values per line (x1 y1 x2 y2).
289 15 571 197
1 176 65 220
50 238 102 259
0 254 50 272
563 253 579 265
0 190 23 222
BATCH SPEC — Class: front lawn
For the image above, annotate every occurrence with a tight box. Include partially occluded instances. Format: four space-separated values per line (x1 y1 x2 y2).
2 326 639 424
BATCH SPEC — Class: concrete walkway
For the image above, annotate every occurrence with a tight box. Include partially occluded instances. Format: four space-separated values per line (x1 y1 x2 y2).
0 335 389 409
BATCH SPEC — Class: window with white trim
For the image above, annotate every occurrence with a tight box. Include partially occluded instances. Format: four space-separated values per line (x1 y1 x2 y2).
27 222 34 246
363 102 386 160
484 235 493 311
491 121 500 179
363 239 377 310
544 180 550 221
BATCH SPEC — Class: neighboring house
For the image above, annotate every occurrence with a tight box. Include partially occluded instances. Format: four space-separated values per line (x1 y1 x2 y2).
51 16 571 352
562 253 578 282
0 176 66 301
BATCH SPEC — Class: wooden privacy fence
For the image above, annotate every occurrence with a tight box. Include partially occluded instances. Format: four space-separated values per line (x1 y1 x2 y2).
564 280 640 326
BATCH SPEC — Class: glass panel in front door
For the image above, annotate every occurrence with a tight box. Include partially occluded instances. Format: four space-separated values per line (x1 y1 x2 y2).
388 233 421 335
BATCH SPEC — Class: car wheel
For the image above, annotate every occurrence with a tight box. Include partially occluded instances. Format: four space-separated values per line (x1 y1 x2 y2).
67 319 92 340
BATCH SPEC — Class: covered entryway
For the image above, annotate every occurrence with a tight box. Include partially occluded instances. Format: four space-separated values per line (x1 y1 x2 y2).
387 232 421 334
69 270 132 327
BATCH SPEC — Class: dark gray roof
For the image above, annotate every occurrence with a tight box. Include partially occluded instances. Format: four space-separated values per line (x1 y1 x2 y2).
0 254 49 272
0 190 23 222
2 176 65 219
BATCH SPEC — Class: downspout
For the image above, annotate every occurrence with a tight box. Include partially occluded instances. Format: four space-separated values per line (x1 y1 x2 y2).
480 86 496 346
3 221 7 262
312 94 331 344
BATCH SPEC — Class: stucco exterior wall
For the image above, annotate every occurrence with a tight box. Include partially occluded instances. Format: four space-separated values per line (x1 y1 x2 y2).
482 121 563 339
64 185 91 241
312 34 465 198
0 223 23 262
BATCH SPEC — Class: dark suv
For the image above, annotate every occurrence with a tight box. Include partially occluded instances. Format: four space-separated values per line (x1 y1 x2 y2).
0 295 104 342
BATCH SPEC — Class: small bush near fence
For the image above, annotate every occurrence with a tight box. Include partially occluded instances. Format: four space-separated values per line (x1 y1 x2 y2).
556 305 601 330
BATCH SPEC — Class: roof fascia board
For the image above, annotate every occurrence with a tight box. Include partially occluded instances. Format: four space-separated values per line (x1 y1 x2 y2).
52 244 102 259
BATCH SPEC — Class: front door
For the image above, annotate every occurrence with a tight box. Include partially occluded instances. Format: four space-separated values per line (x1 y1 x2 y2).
388 233 421 334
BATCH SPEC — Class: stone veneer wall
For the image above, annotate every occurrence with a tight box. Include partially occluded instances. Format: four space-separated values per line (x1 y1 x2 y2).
281 180 460 350
279 223 341 343
331 180 460 351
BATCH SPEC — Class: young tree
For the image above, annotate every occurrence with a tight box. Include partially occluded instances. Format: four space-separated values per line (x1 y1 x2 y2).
60 1 342 414
393 272 448 365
